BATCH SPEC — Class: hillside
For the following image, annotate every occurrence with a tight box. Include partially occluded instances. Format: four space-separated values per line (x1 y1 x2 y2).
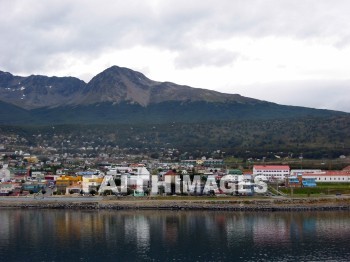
1 116 349 159
0 66 347 125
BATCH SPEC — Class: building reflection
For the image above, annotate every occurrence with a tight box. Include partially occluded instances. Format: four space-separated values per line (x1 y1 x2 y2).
124 214 150 251
162 215 179 246
1 209 350 259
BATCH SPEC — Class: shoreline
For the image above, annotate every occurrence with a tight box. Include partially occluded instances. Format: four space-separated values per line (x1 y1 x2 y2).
1 196 350 211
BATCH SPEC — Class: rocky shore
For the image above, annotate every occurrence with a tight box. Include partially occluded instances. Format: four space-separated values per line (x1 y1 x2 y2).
1 196 350 211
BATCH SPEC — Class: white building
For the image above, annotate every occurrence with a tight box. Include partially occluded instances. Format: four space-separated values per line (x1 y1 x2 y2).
292 166 350 183
106 165 151 188
0 164 11 182
303 171 350 183
253 165 290 181
128 166 151 188
290 169 322 177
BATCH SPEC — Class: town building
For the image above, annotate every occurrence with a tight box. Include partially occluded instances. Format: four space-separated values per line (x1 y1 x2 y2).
0 182 22 196
56 175 82 194
180 158 224 167
81 174 103 194
303 171 350 182
253 165 290 181
292 166 350 183
287 174 317 188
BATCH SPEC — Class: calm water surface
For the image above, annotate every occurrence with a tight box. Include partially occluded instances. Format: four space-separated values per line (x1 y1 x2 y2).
0 209 349 261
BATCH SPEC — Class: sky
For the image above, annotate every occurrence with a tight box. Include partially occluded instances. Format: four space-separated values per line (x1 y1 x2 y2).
1 0 350 112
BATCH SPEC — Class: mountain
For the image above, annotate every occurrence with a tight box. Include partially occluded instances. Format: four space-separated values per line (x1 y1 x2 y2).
0 66 347 125
78 66 258 106
0 70 85 109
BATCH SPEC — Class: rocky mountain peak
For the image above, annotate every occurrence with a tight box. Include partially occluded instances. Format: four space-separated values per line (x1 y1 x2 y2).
0 71 85 109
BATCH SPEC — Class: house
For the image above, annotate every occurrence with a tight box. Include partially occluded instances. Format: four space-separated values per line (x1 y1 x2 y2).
0 182 22 196
23 156 39 164
163 170 177 177
253 165 290 181
127 166 151 188
56 175 82 194
22 182 44 193
81 175 103 194
227 169 243 175
56 169 69 175
161 170 180 195
31 171 46 181
180 158 224 167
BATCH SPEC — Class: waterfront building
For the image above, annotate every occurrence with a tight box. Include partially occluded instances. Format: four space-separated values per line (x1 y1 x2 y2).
22 182 44 193
128 166 151 188
253 165 290 181
0 182 22 196
65 183 82 194
56 175 82 194
302 171 350 182
287 174 317 188
290 167 350 183
290 169 322 176
81 175 104 194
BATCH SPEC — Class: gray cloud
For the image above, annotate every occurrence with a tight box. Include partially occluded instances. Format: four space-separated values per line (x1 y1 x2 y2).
2 0 350 73
174 48 239 69
1 0 350 112
235 80 350 113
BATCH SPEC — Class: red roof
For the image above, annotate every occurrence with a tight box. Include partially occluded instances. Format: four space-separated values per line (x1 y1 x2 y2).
303 171 350 176
253 165 290 171
164 170 177 176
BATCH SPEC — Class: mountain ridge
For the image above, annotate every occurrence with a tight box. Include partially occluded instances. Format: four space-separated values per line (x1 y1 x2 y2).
77 66 263 107
0 66 348 125
0 66 264 109
0 70 86 109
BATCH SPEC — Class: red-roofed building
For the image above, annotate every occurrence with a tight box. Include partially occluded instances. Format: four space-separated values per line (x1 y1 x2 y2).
164 170 177 176
302 170 350 182
253 165 290 180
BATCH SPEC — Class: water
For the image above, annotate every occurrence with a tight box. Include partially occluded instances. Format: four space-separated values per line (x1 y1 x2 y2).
0 209 349 261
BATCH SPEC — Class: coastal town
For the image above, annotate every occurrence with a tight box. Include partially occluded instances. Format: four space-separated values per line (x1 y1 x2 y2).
1 147 350 198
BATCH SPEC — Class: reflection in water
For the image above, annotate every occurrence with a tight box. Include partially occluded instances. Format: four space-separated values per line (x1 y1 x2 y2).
0 209 349 261
125 215 150 251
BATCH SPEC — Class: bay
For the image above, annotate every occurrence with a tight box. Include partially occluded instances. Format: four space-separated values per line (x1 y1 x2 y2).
0 209 349 261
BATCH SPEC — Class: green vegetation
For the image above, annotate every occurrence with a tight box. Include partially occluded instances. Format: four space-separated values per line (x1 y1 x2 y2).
0 115 349 160
1 99 347 125
281 183 350 196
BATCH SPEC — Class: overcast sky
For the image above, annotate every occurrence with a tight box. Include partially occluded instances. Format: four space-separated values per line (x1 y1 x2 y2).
1 0 350 112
